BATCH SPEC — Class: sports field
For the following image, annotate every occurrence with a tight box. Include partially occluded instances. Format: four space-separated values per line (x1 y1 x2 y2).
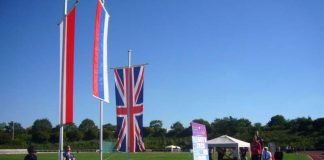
0 152 311 160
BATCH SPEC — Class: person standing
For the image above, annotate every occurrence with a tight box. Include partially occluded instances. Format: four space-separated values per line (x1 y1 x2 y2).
208 147 213 160
216 147 225 160
262 147 272 160
274 147 283 160
240 147 248 160
63 145 76 160
251 136 262 160
24 146 37 160
255 130 264 149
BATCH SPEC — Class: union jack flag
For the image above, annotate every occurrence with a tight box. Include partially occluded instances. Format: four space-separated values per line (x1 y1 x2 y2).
114 65 145 152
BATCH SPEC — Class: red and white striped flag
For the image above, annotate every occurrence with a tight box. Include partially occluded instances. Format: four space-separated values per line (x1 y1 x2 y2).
59 6 76 125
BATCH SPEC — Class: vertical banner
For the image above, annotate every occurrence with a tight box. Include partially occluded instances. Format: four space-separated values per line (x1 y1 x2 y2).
60 6 76 125
93 0 110 103
114 65 145 152
192 122 209 160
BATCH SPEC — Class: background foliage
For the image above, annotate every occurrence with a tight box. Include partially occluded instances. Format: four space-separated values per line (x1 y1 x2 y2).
0 115 323 150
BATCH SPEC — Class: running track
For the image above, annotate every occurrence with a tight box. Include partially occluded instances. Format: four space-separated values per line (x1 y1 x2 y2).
303 151 324 160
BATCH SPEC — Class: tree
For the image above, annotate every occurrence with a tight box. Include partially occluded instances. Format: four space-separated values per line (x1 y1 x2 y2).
79 119 97 132
211 116 238 137
288 117 313 134
171 121 184 131
313 118 324 134
0 122 6 132
65 123 82 142
267 115 287 129
149 120 163 130
143 126 153 137
254 123 262 131
0 132 11 144
0 122 9 144
31 119 52 143
148 120 166 137
50 125 60 143
103 123 116 140
167 121 184 137
4 121 26 140
235 118 253 140
210 116 252 140
79 119 98 140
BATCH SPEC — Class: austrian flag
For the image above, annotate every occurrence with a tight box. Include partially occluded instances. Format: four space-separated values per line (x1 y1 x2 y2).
93 0 110 103
59 7 76 125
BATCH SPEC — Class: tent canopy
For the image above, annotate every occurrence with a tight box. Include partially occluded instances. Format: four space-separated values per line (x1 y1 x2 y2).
165 145 181 149
207 135 250 148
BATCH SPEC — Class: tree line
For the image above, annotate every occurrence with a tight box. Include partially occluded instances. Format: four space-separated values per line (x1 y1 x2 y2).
0 115 323 150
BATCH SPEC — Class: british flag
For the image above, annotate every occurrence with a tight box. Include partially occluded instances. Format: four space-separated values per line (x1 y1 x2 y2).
114 65 145 152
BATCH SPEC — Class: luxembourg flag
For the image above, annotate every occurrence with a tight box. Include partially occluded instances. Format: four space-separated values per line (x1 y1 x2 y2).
93 0 110 103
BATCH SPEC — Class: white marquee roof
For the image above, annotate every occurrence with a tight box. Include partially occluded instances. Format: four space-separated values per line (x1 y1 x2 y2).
207 135 250 148
165 145 181 149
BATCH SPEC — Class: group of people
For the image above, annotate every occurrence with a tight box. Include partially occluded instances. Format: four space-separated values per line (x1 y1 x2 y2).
209 130 284 160
251 131 283 160
24 145 76 160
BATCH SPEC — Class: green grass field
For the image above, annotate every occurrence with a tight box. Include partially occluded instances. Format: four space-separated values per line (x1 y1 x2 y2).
0 152 311 160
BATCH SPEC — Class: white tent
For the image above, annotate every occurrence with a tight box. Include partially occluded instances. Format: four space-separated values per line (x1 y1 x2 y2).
165 145 181 152
207 135 250 160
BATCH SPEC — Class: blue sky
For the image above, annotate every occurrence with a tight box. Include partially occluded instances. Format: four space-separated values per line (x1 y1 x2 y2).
0 0 323 128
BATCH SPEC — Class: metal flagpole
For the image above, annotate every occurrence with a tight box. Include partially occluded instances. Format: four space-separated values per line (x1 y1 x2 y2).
99 1 105 159
59 0 68 160
127 49 132 160
100 100 104 160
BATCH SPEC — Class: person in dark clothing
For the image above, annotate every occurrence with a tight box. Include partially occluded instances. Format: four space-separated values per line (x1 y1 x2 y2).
24 146 37 160
63 145 76 160
208 147 213 160
274 147 283 160
240 147 248 160
216 147 225 160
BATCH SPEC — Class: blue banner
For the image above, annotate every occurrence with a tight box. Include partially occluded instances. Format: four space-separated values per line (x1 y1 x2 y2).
192 122 209 160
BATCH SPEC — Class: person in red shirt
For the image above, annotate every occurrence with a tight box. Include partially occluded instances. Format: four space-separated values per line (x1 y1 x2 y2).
255 131 264 149
251 136 262 160
270 150 275 160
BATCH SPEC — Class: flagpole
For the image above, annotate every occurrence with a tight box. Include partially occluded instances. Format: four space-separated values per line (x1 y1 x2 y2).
59 0 68 160
110 63 148 70
100 1 105 160
127 49 132 160
100 100 104 160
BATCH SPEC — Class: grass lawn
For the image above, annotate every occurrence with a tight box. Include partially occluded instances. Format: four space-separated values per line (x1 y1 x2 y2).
0 152 193 160
284 152 312 160
0 152 311 160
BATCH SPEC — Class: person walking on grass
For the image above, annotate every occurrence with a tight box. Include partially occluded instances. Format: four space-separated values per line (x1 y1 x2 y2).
24 146 37 160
